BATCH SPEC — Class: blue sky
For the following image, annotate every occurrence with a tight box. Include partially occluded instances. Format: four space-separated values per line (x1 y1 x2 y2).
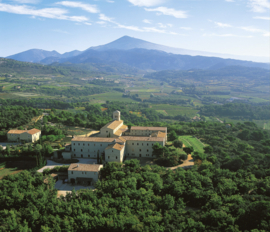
0 0 269 58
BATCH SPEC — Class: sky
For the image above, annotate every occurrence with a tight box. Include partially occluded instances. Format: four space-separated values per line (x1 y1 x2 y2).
0 0 269 58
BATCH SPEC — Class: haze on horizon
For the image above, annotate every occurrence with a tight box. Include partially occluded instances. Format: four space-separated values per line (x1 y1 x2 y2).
0 0 269 59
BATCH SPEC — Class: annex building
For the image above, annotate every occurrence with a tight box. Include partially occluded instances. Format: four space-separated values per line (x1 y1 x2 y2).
7 128 41 143
69 111 167 163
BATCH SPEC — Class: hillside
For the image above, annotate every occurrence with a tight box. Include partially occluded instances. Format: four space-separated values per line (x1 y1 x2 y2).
62 48 270 71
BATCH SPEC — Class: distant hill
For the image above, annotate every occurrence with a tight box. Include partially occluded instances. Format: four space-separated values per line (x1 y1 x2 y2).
89 36 269 63
61 48 270 71
145 65 270 82
7 36 269 65
0 58 141 77
7 49 60 63
7 49 83 64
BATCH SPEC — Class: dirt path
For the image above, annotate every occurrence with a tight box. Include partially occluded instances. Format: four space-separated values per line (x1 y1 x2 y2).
166 144 194 170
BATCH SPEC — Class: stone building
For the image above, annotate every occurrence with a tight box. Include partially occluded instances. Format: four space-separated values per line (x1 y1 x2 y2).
68 163 103 185
69 111 167 163
7 128 41 143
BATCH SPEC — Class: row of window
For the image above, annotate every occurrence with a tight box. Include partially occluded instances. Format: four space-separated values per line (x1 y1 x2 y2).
70 171 96 175
73 143 103 146
74 154 96 158
131 143 154 146
107 156 118 159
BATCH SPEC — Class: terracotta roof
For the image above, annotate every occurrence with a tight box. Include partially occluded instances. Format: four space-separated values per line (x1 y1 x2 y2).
68 163 103 172
151 131 166 138
114 130 123 136
101 120 123 130
105 143 125 151
27 129 41 135
7 130 26 134
119 137 126 143
131 126 167 131
7 128 40 135
72 137 124 143
121 136 165 142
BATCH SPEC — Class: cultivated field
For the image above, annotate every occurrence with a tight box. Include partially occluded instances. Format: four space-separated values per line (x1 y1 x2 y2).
179 136 205 153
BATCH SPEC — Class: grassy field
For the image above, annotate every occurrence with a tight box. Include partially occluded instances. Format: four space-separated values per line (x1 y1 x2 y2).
90 92 135 103
151 104 198 117
0 162 21 180
179 135 205 153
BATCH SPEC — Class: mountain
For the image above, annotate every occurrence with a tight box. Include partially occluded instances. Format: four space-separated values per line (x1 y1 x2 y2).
7 49 60 63
7 49 83 64
90 36 269 63
60 48 270 71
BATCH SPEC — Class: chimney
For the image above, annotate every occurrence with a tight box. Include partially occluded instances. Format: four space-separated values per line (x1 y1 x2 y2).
77 164 79 168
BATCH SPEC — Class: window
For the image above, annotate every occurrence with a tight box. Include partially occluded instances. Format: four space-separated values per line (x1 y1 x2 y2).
132 143 134 145
88 144 89 146
88 155 90 158
139 149 141 152
112 150 114 152
85 172 87 174
74 149 75 151
94 172 96 175
147 149 149 152
147 143 149 146
137 143 139 145
94 144 95 146
100 144 102 146
83 143 85 146
82 172 84 174
81 149 83 152
79 143 80 145
116 156 117 159
74 154 76 157
142 143 143 145
71 171 73 174
73 143 75 145
108 156 110 159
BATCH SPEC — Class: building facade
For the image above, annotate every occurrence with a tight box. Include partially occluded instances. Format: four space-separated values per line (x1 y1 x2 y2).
7 128 41 143
70 111 167 163
68 163 103 185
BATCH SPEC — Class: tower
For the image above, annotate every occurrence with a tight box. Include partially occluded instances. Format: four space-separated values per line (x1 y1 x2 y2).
113 110 121 121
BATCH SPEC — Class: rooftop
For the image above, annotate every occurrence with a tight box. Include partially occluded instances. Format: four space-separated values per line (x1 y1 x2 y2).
151 131 166 138
121 136 165 142
105 143 125 151
7 128 41 135
131 126 167 131
101 120 123 130
72 137 124 143
68 163 103 172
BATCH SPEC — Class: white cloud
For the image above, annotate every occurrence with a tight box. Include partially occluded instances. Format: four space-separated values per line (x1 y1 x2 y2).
106 0 114 3
253 16 270 20
96 21 107 25
143 27 165 33
117 24 143 32
56 1 99 13
248 0 270 12
143 19 152 24
225 0 234 2
263 32 270 36
214 21 232 27
99 13 114 22
127 0 165 7
0 3 89 22
180 27 192 30
203 33 253 38
12 0 40 3
240 26 267 33
145 6 188 18
157 23 173 28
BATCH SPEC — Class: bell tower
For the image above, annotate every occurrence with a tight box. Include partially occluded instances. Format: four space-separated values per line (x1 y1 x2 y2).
113 110 121 121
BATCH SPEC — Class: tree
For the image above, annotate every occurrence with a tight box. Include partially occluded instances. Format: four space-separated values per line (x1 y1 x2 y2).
183 146 194 156
169 130 178 141
6 145 10 156
173 139 183 148
204 146 213 154
152 143 164 158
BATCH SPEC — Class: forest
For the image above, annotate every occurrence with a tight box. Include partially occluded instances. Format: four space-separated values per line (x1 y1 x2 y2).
0 105 40 130
1 157 270 231
200 103 270 120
